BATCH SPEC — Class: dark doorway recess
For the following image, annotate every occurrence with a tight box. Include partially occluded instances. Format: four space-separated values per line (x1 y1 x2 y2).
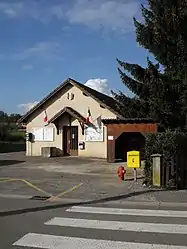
115 132 145 162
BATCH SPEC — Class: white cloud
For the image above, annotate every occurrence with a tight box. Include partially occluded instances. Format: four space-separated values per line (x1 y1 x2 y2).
0 1 140 33
22 64 33 70
0 1 65 22
23 41 59 56
0 41 62 61
17 101 38 113
66 0 140 32
84 78 112 96
0 2 23 18
12 41 61 61
3 8 18 18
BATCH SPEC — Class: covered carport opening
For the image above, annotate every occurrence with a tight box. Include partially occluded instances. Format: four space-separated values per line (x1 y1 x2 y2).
102 118 158 163
115 132 146 162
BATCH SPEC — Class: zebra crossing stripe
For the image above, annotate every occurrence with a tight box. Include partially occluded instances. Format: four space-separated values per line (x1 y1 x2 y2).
13 233 187 249
45 217 187 234
66 206 187 218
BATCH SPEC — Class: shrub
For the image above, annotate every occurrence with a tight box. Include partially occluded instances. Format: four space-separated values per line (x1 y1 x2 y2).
144 130 187 185
5 130 25 142
0 141 26 153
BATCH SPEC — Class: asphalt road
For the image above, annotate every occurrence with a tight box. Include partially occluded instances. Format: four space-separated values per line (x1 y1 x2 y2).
1 152 187 249
1 200 187 249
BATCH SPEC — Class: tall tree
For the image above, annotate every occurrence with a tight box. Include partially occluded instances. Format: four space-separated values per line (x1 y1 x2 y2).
114 0 187 130
135 0 187 80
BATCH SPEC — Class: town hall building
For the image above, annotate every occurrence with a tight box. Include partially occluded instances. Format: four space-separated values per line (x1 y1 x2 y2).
19 78 157 162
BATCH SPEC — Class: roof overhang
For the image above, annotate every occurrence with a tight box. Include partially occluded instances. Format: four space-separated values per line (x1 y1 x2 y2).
18 78 123 124
48 107 86 124
101 118 157 125
18 79 71 124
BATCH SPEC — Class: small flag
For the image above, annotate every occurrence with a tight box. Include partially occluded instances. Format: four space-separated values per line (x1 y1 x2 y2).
86 108 91 124
44 110 48 125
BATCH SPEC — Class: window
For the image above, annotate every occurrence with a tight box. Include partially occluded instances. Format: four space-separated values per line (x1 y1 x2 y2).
32 127 54 141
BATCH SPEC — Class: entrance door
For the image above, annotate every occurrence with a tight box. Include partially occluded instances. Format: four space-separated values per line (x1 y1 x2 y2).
70 126 78 156
63 126 70 156
63 126 78 156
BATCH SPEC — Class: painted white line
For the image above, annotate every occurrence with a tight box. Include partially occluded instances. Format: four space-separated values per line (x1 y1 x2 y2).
66 206 187 218
13 233 187 249
45 217 187 234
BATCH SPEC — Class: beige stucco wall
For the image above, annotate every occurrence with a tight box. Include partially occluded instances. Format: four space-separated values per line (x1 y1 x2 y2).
26 85 116 158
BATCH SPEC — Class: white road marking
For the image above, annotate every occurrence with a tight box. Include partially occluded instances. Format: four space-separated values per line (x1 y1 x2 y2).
45 217 187 234
66 206 187 218
13 233 187 249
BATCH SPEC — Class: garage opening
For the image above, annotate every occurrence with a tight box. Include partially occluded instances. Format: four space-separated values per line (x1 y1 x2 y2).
102 118 158 163
115 132 146 162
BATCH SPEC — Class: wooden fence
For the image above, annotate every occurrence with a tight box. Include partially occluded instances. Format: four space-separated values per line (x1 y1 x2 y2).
161 155 187 189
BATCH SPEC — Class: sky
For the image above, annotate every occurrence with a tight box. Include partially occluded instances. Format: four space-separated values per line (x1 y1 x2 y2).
0 0 153 114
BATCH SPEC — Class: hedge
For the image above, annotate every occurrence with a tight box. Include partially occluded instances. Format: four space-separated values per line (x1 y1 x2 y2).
8 130 25 142
144 130 187 185
0 141 26 153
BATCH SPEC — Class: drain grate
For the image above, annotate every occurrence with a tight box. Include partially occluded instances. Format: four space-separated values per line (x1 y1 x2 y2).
30 196 51 201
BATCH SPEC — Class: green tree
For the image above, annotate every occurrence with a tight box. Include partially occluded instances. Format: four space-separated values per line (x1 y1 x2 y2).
114 0 187 130
8 113 21 123
135 0 187 80
0 111 23 141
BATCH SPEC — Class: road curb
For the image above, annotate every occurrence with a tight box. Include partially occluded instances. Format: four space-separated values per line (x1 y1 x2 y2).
0 193 187 217
0 193 32 199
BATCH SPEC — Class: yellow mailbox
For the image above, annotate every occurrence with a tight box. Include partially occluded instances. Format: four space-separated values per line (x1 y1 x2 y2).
127 150 140 168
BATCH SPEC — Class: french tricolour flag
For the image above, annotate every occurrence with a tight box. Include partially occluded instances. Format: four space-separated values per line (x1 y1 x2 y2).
86 108 91 124
44 110 48 125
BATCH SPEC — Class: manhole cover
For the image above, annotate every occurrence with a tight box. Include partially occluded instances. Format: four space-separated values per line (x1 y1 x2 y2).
30 196 51 201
